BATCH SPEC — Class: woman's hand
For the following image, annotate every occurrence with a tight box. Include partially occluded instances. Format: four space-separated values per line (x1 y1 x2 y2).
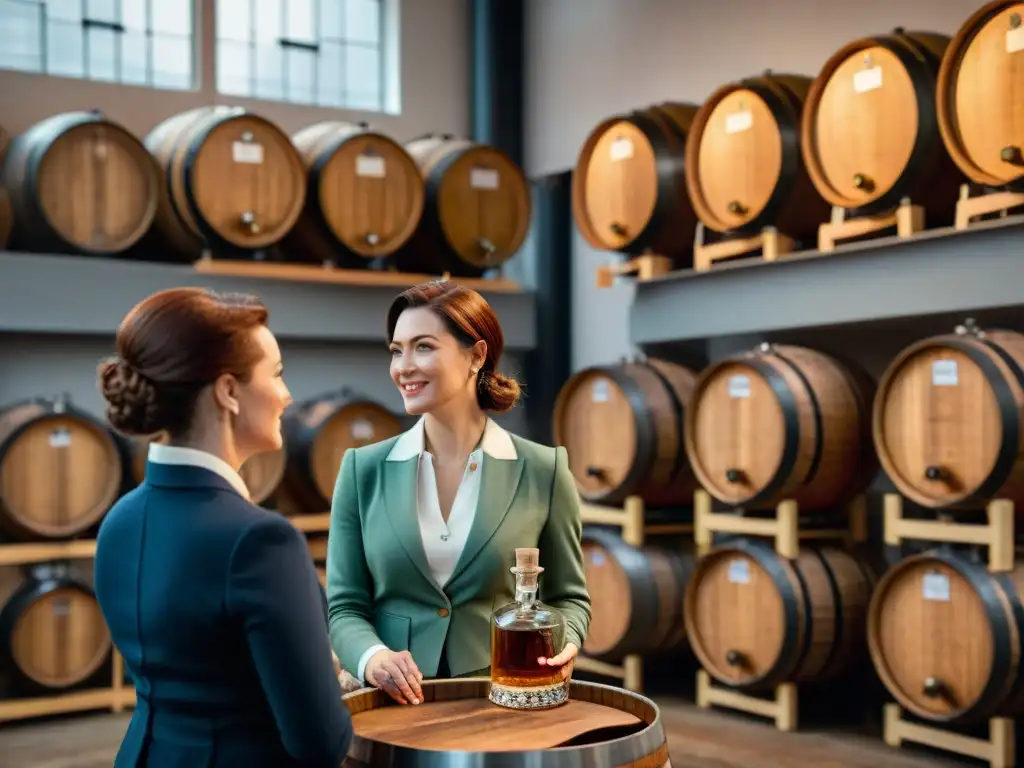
538 642 578 681
366 649 424 705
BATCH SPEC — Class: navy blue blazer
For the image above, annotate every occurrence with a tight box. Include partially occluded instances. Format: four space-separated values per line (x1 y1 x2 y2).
94 461 353 767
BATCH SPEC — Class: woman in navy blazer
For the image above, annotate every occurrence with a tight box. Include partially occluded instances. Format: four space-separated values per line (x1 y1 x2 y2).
93 287 352 767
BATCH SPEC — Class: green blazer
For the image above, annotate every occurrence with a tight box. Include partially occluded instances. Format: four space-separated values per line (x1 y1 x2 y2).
325 420 591 679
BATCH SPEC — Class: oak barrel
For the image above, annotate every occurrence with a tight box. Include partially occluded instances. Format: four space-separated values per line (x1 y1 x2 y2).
684 539 875 690
573 102 700 262
281 121 425 265
684 344 876 513
0 397 123 540
936 1 1024 188
867 550 1024 724
0 111 159 254
397 134 532 277
283 389 403 511
0 564 112 692
553 358 699 509
873 325 1024 510
683 72 829 240
343 678 669 766
143 106 306 260
801 30 964 219
582 527 693 660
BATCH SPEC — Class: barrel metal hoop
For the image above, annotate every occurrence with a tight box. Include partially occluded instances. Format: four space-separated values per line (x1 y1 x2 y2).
769 350 825 488
739 356 801 507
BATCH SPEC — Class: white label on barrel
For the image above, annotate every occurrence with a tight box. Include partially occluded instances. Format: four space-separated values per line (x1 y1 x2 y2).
727 375 751 399
470 167 499 190
1007 26 1024 54
725 110 752 134
356 155 386 178
49 427 71 448
591 379 610 403
610 137 634 161
51 597 71 617
853 66 883 94
351 418 374 440
589 550 606 566
232 141 264 164
922 571 950 602
931 359 958 387
727 558 750 584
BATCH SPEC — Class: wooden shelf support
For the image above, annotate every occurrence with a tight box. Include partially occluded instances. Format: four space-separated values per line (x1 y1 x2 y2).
692 223 796 272
595 254 672 289
954 183 1024 231
818 199 924 253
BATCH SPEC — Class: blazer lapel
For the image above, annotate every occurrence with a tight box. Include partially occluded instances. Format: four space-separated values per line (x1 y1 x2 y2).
381 458 438 590
449 455 525 584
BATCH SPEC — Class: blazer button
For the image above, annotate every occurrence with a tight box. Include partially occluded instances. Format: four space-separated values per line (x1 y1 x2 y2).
438 608 450 617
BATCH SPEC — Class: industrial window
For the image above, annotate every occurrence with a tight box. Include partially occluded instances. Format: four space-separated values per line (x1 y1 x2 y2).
215 0 386 112
0 0 195 90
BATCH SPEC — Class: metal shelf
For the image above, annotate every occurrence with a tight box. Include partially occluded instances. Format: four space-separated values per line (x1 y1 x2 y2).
630 214 1024 346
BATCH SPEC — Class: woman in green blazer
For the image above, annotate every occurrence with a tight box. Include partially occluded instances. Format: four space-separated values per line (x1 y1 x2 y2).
325 280 591 705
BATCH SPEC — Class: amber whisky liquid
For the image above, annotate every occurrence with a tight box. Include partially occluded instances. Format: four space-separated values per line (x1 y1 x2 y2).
490 624 562 688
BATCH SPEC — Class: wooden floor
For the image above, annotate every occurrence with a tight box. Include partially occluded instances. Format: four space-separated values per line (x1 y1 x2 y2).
0 699 978 767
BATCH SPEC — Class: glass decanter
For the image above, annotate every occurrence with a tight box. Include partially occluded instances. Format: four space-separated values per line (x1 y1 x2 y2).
488 547 569 710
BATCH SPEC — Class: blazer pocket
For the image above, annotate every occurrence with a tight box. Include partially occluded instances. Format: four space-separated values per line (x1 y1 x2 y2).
374 611 411 651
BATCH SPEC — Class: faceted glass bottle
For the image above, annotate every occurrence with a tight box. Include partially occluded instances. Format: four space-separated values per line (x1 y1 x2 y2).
488 547 569 709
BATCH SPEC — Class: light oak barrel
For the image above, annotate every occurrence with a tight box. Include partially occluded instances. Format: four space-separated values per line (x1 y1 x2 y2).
936 1 1024 188
582 526 694 661
282 389 403 512
573 102 700 265
397 134 532 277
683 72 830 241
684 539 875 691
142 106 306 260
0 397 123 541
280 121 425 266
342 678 670 767
0 563 112 693
873 328 1024 510
553 358 700 509
867 549 1024 724
0 111 159 254
801 29 964 220
683 344 876 513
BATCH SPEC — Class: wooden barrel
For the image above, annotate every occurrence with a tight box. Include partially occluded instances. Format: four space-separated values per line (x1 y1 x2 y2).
143 106 306 260
684 344 876 513
581 527 693 660
683 72 829 240
873 325 1024 510
936 2 1024 188
801 30 964 219
684 539 875 691
396 134 532 277
0 564 112 692
283 390 403 512
343 679 669 766
281 121 425 266
572 102 700 262
0 111 159 255
0 397 123 540
867 549 1024 724
552 358 699 509
0 187 11 249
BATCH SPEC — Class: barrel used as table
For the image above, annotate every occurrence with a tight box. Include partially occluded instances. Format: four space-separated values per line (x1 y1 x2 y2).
937 1 1024 188
573 102 700 263
872 324 1024 510
343 678 670 767
802 29 964 219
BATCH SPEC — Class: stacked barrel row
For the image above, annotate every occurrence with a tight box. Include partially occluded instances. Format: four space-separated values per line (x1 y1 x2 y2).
555 319 1024 727
0 387 402 700
573 0 1023 264
0 111 532 278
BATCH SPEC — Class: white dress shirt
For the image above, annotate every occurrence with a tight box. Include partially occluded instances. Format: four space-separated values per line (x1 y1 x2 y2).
147 442 251 501
355 416 518 682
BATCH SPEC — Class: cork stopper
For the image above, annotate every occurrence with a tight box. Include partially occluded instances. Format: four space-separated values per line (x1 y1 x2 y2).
511 547 544 575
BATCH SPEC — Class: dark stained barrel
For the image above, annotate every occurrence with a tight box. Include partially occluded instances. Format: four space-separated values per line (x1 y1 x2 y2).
0 111 159 254
573 102 700 264
0 564 112 693
343 678 670 766
281 121 425 266
0 396 123 540
684 539 875 691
